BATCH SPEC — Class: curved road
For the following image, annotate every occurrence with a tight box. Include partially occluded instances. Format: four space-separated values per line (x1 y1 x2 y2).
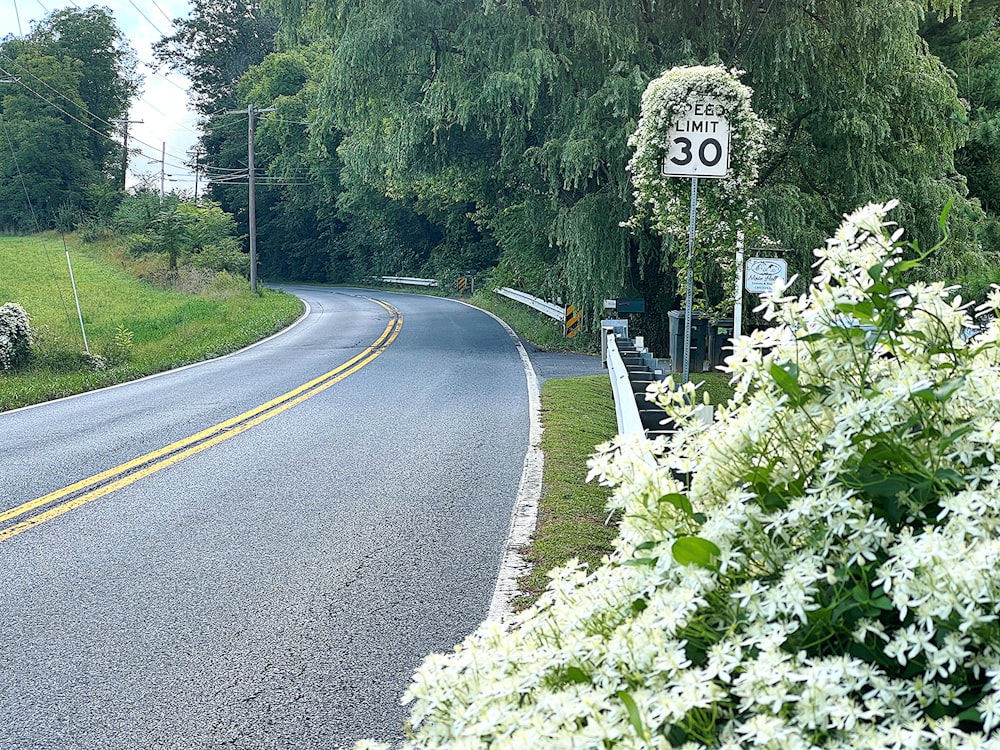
0 287 539 749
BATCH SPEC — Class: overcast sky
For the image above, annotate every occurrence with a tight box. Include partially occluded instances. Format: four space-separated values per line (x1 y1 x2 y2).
2 0 201 193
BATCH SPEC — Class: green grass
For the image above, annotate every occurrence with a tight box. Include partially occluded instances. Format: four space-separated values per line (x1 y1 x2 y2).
690 372 735 405
466 292 597 352
0 233 302 411
515 371 736 610
515 376 620 609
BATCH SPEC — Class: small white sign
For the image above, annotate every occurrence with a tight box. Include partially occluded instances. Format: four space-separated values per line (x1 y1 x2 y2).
745 257 788 294
661 99 731 179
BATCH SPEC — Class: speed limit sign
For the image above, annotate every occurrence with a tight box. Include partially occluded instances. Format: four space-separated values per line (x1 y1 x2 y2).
661 99 731 179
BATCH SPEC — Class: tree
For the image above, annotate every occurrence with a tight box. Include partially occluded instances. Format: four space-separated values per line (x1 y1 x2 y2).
27 7 140 176
113 190 247 274
153 0 279 263
267 0 990 347
153 0 279 118
0 7 139 228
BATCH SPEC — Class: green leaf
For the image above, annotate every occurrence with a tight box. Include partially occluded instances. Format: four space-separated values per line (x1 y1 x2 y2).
769 362 803 400
563 666 590 684
940 424 975 450
672 536 721 570
958 707 981 722
759 490 789 511
870 595 894 611
939 196 955 235
617 690 648 741
657 492 693 516
934 467 964 488
622 557 657 567
892 259 922 275
933 376 966 402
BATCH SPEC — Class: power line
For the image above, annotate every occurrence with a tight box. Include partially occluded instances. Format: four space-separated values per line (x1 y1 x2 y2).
13 0 24 36
0 63 196 179
126 0 165 37
148 0 175 26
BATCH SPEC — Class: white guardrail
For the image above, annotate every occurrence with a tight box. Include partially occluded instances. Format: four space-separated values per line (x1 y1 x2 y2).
382 276 438 287
605 329 645 437
495 287 564 322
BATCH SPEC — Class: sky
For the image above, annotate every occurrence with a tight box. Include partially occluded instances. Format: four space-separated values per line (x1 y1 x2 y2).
2 0 201 193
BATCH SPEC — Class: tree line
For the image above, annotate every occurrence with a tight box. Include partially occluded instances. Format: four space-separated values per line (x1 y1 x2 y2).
3 1 1000 348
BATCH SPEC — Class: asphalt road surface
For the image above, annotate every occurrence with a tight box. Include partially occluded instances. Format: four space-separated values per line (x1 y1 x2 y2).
0 286 547 750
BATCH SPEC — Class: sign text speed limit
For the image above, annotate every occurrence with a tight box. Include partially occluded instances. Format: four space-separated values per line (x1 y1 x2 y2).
661 99 731 179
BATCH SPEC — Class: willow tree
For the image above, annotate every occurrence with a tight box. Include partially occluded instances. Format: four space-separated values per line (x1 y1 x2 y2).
266 0 990 343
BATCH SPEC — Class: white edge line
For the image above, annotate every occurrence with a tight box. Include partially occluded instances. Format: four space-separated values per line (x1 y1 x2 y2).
450 301 542 623
2 297 312 416
369 291 544 623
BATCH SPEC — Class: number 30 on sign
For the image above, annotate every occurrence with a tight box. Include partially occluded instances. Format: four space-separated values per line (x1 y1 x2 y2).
661 99 731 179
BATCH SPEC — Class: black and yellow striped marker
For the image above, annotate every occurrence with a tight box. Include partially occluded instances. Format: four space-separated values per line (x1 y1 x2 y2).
564 304 582 338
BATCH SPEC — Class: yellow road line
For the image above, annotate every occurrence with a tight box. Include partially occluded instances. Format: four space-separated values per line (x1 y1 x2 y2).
0 299 402 543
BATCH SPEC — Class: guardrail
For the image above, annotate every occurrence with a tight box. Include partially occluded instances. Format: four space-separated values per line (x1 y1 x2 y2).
495 287 564 322
382 276 438 287
605 330 644 437
605 328 714 442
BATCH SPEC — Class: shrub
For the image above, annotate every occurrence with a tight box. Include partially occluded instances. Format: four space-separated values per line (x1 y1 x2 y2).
361 201 1000 749
100 324 133 368
0 302 32 370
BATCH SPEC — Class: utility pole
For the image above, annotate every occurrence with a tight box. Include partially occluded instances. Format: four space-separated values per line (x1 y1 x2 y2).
190 146 204 201
246 103 274 293
146 143 167 202
112 117 143 191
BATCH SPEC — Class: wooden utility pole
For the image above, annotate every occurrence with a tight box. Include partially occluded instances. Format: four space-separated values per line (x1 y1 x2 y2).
112 117 143 190
246 103 274 293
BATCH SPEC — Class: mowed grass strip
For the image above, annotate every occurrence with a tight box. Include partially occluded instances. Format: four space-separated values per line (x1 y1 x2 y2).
516 371 736 609
0 234 302 411
515 375 620 609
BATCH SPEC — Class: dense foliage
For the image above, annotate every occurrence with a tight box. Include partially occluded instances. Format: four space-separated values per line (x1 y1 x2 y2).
0 7 139 230
356 203 1000 749
3 2 1000 348
181 0 995 347
112 191 248 275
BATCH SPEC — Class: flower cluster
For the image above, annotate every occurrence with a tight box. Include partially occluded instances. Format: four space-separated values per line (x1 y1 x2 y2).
360 202 1000 749
0 302 32 370
626 66 770 315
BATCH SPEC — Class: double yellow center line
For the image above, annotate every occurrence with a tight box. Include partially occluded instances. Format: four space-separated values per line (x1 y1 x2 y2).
0 299 403 544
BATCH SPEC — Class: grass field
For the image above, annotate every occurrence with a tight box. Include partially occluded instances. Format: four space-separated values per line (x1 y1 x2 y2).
0 233 302 411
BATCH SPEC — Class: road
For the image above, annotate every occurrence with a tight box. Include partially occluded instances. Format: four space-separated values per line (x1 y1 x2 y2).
0 286 539 749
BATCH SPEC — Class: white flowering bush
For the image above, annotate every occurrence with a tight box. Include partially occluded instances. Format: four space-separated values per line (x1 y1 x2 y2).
356 201 1000 750
0 302 32 370
626 65 769 315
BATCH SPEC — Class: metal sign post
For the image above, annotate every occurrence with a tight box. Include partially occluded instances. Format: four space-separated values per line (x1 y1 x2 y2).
661 99 731 383
682 177 698 383
734 230 744 340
